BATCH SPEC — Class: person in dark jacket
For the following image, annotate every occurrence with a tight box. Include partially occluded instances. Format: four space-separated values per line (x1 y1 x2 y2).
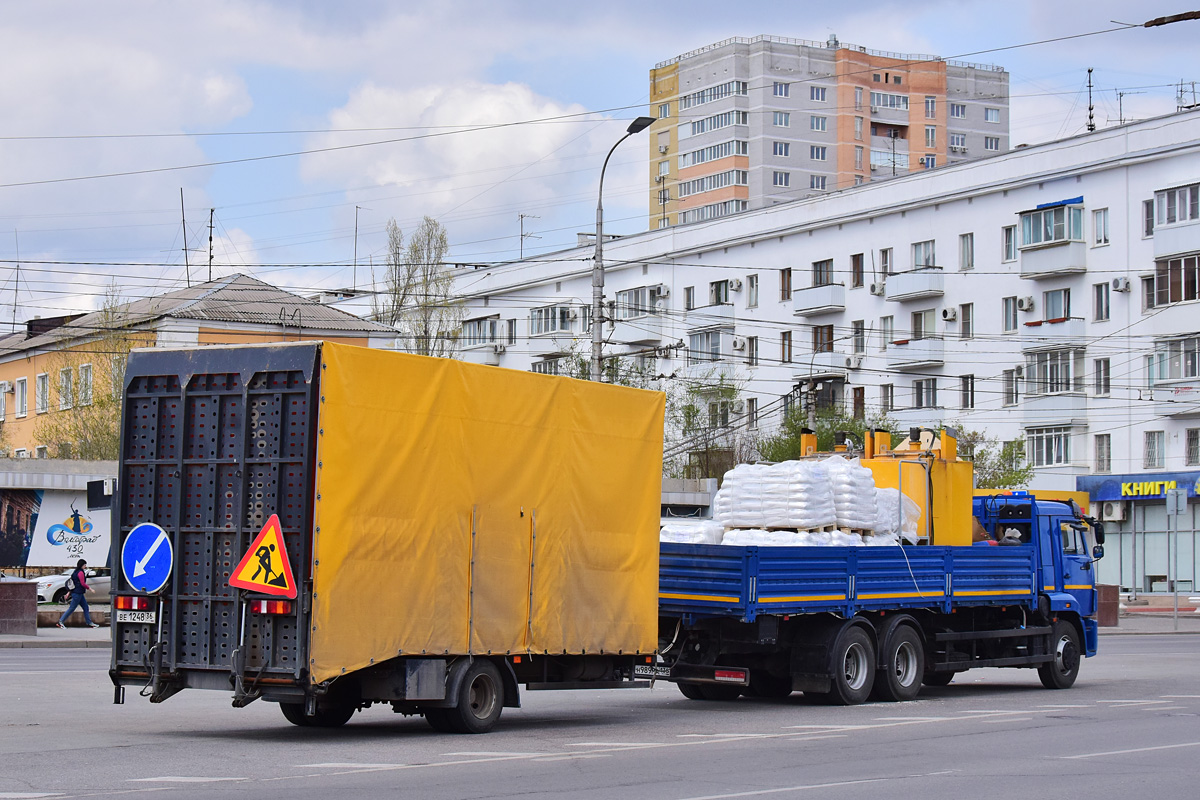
56 559 100 629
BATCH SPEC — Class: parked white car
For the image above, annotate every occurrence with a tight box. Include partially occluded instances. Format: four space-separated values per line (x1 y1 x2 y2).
34 568 111 603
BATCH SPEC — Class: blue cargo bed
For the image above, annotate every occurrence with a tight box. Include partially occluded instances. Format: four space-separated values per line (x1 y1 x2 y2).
659 543 1037 622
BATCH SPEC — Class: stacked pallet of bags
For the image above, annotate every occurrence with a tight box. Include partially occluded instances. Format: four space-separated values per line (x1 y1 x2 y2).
711 462 837 536
867 488 923 546
821 456 878 531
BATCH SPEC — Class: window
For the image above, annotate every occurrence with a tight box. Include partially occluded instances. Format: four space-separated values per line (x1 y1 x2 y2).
1028 427 1071 466
924 96 936 119
0 391 4 421
880 316 893 350
35 373 49 414
684 286 695 311
709 280 731 306
854 116 863 140
688 109 749 136
708 401 731 429
1094 358 1110 395
950 103 966 119
1155 183 1200 226
855 87 863 110
773 111 791 127
881 384 894 412
775 82 791 98
810 145 827 161
1003 296 1018 332
960 303 974 339
658 160 669 176
852 320 866 354
985 107 1000 123
111 355 126 398
1044 288 1070 320
1002 225 1017 262
658 103 669 119
531 358 561 375
13 448 27 458
35 446 48 459
1144 198 1156 237
773 171 790 188
812 259 833 287
1002 369 1019 406
880 248 893 275
746 336 759 366
1020 205 1083 247
810 115 827 132
914 378 938 408
507 320 517 345
1093 282 1110 321
959 233 974 270
773 141 790 157
854 146 863 170
1026 349 1085 395
809 175 827 190
679 80 748 110
747 398 758 430
924 125 936 148
1144 430 1165 469
679 140 750 167
1096 434 1112 473
530 305 573 335
912 240 936 269
911 309 935 340
780 269 793 301
850 253 864 288
747 274 758 307
1146 336 1200 384
873 73 880 83
58 368 73 410
870 91 909 110
853 387 865 420
1188 429 1200 466
780 330 793 363
960 375 975 409
615 286 664 319
677 169 749 198
688 329 725 364
463 317 499 346
1153 255 1200 306
1093 208 1110 245
657 188 669 206
813 325 834 354
922 155 936 169
809 85 826 101
949 132 966 149
1143 275 1156 312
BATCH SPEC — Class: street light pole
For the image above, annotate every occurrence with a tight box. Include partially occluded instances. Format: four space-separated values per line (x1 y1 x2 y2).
591 116 655 382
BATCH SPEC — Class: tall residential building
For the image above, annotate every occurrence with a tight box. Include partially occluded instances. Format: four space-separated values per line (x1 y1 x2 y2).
647 35 1009 228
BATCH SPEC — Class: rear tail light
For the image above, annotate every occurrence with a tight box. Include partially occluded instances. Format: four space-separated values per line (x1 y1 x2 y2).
250 599 293 615
714 669 747 683
115 596 153 611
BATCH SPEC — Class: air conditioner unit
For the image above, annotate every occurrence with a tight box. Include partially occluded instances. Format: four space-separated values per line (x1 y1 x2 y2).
0 381 10 394
731 336 747 351
1112 277 1131 293
845 356 863 369
654 175 664 183
654 284 670 299
492 343 506 355
1016 296 1035 312
870 165 878 171
870 106 880 113
658 144 669 154
869 282 886 296
1100 500 1127 522
1014 365 1024 378
568 307 580 320
733 399 746 414
729 278 743 292
941 307 957 321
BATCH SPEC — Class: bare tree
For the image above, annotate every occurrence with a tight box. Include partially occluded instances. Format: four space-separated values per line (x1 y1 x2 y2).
373 216 462 357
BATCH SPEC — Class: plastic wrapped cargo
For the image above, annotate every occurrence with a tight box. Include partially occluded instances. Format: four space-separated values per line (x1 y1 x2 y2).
660 521 724 545
822 456 879 531
713 461 836 530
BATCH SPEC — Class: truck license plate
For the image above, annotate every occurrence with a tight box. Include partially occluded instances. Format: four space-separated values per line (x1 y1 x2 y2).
116 610 156 624
634 664 671 678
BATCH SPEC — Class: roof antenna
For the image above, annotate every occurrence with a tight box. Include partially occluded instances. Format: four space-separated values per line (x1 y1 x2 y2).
208 208 214 283
1086 68 1096 132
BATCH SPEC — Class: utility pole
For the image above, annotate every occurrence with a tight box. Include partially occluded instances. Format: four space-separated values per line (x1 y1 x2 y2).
1086 68 1096 132
208 208 214 283
11 230 19 333
180 189 190 288
353 206 361 291
518 213 540 260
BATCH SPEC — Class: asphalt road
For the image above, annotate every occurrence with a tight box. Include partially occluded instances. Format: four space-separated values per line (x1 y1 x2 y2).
2 636 1198 799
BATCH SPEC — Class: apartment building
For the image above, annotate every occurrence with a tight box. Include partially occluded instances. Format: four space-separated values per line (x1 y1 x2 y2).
456 109 1200 595
647 35 1009 228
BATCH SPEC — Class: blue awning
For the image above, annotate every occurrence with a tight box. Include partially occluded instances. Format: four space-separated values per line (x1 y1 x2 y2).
1035 196 1084 210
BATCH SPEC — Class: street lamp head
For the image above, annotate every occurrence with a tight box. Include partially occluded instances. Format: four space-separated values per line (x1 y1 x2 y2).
626 116 655 134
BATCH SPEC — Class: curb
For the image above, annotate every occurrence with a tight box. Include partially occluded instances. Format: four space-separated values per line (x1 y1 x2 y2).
0 639 111 649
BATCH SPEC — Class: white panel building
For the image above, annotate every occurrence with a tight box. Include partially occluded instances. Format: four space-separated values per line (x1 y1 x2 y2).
455 110 1200 594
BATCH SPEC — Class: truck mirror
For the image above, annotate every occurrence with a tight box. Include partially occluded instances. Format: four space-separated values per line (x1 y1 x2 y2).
1092 522 1105 544
1092 544 1105 560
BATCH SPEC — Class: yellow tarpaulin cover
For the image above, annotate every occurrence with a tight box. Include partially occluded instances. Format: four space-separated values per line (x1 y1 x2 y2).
309 343 664 683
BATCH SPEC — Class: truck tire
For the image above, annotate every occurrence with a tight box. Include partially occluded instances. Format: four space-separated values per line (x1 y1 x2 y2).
748 670 793 698
279 701 355 728
871 624 923 702
823 626 875 705
922 671 955 687
442 659 504 733
1038 620 1081 690
699 684 742 701
424 709 456 732
677 682 706 700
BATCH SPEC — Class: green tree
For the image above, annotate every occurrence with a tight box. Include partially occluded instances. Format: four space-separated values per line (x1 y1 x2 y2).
757 404 897 462
954 425 1034 489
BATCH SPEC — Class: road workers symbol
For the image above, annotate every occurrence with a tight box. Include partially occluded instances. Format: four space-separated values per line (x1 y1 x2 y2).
229 514 297 598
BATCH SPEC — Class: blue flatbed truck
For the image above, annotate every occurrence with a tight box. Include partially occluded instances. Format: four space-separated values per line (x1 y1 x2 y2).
644 492 1105 704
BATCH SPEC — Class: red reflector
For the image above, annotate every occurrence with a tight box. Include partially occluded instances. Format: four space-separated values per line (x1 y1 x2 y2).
115 596 152 611
512 656 522 664
714 669 746 682
251 600 292 615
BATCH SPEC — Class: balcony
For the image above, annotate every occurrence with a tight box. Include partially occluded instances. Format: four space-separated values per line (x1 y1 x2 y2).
870 105 910 126
885 268 944 302
1019 317 1089 351
791 350 855 380
682 359 739 382
890 406 947 430
461 343 506 366
886 336 944 370
612 314 666 345
793 283 846 316
1022 393 1088 427
683 303 733 330
1154 219 1200 260
1154 383 1200 418
1019 240 1086 279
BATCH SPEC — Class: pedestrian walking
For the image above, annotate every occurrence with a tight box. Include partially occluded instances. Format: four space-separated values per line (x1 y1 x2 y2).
56 559 100 628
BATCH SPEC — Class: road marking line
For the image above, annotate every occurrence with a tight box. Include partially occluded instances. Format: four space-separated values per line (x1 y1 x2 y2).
1037 704 1091 708
568 742 665 747
441 752 548 757
671 777 888 799
533 754 611 762
981 717 1032 724
1063 742 1200 760
0 794 65 798
298 763 406 769
1097 700 1169 706
1162 695 1200 698
127 778 246 783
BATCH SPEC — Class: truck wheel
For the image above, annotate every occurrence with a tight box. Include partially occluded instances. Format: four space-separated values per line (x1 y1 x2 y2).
922 671 955 687
871 625 924 702
1038 620 1081 690
699 684 742 701
424 709 456 732
677 682 706 700
443 660 504 733
279 701 355 728
825 626 875 705
748 670 793 698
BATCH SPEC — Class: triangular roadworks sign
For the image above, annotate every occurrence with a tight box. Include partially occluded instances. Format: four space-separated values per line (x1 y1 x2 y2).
229 514 297 598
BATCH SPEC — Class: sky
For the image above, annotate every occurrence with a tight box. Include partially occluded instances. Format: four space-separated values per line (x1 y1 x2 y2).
0 0 1196 324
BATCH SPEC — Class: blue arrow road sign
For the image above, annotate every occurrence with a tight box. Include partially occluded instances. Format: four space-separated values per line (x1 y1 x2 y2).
121 523 173 594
